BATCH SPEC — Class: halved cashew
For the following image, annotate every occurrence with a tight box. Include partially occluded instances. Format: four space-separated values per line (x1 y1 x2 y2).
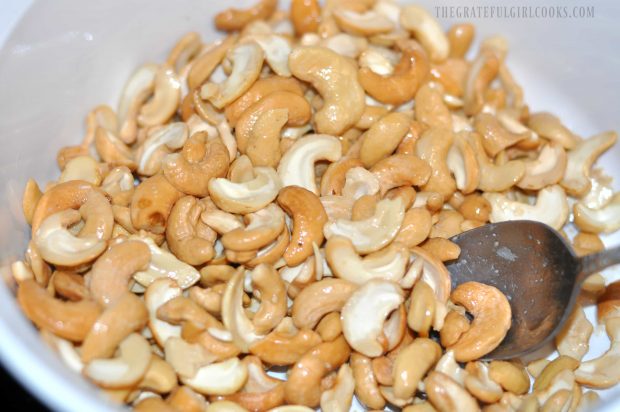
209 166 282 214
289 46 365 135
574 192 620 234
95 127 137 169
201 42 264 109
333 9 394 36
81 293 148 362
138 64 181 127
136 122 188 176
88 240 151 306
465 131 525 192
117 64 158 143
163 132 230 197
130 235 201 289
416 127 456 200
517 143 567 190
236 91 312 154
425 371 480 412
561 131 617 197
34 210 108 267
447 23 475 58
446 133 479 195
214 0 277 31
277 185 328 266
370 154 431 196
22 178 42 226
101 167 135 206
555 304 593 361
145 279 183 347
394 207 433 248
83 333 151 389
400 5 449 63
320 364 355 412
483 184 569 230
222 204 285 251
243 34 292 77
415 82 452 129
166 196 216 266
321 33 369 59
284 335 351 407
342 167 380 200
393 338 442 399
215 356 285 411
249 264 288 334
488 360 530 395
341 279 404 357
407 280 436 336
278 134 342 195
474 113 529 157
182 357 249 396
291 278 357 330
359 112 411 168
358 39 429 105
350 353 385 410
325 235 409 284
59 156 103 186
17 279 101 342
464 50 499 116
527 112 580 150
448 282 512 362
131 174 183 234
324 197 405 254
249 317 322 365
246 108 287 168
291 0 320 35
464 361 503 403
221 268 265 352
166 31 201 73
575 313 620 388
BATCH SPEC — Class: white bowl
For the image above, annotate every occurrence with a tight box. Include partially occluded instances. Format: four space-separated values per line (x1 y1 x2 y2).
0 1 618 411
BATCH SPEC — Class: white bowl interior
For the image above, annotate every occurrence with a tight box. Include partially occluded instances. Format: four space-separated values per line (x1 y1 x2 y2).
0 0 618 410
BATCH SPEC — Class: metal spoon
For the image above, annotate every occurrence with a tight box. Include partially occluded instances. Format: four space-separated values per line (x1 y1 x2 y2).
446 220 620 360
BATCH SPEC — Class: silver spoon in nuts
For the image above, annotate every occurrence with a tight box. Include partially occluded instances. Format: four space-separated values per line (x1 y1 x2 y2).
447 220 620 360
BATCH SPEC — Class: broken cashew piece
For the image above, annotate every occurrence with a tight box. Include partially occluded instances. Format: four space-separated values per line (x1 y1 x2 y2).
517 143 567 190
214 0 277 31
400 5 449 63
425 371 480 412
138 64 181 127
320 364 355 412
182 357 249 396
574 192 620 234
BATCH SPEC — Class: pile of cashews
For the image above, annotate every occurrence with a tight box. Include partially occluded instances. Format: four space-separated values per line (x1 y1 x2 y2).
11 0 620 411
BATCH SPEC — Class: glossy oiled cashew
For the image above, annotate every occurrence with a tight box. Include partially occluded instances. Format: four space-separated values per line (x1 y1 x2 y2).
214 0 277 31
324 197 405 254
130 174 182 234
162 132 230 197
278 134 342 195
291 0 320 35
333 9 394 36
291 278 357 330
358 39 429 105
83 333 152 389
359 112 411 168
341 279 404 357
350 353 385 410
527 112 580 150
249 263 288 334
415 82 453 129
400 5 449 63
574 193 620 234
209 166 282 214
201 42 264 109
394 207 433 248
30 180 95 234
555 304 593 361
284 335 351 407
221 204 285 251
370 154 432 196
448 281 512 362
464 50 500 116
289 46 365 135
448 23 475 58
416 127 457 200
138 64 181 127
95 127 137 170
325 235 409 285
81 293 148 362
440 310 470 348
425 371 480 412
17 279 101 342
488 360 530 395
59 156 103 186
88 240 151 306
464 361 503 403
575 313 620 388
249 317 322 366
166 196 216 266
117 64 157 144
135 122 188 176
484 184 569 230
277 185 327 266
393 338 442 399
246 108 287 168
561 131 617 197
474 113 529 157
407 280 436 337
145 279 183 347
22 178 42 226
101 167 134 206
320 363 355 412
182 357 249 396
517 143 567 190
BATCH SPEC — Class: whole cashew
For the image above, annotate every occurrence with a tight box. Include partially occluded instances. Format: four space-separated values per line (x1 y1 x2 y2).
277 185 328 266
214 0 278 31
359 112 412 168
289 46 365 135
131 174 183 234
284 335 351 407
448 281 512 362
350 353 385 410
166 196 216 265
393 337 442 399
370 154 431 196
17 279 102 342
291 278 358 330
416 127 457 200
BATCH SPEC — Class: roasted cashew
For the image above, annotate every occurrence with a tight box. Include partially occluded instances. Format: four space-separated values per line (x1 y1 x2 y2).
474 113 529 157
130 174 182 234
81 293 148 362
341 279 404 357
333 9 394 36
249 264 288 334
163 132 230 197
17 279 101 342
415 82 453 129
575 313 620 388
448 281 512 362
393 338 442 399
182 357 249 396
291 0 321 35
277 185 328 266
289 46 365 135
324 197 405 254
214 0 277 31
574 193 620 234
416 127 457 200
527 112 580 150
464 50 500 116
284 335 351 407
488 360 530 395
88 240 151 306
325 235 409 284
138 64 181 127
447 131 480 194
370 154 431 196
291 278 357 330
135 122 188 176
448 23 475 58
359 112 411 168
209 166 282 214
101 166 135 206
95 127 137 170
358 39 429 105
145 278 183 347
246 108 288 168
407 280 436 337
166 196 216 265
464 361 504 403
350 353 385 410
320 363 355 412
400 5 449 63
221 204 285 251
426 371 480 412
555 303 593 361
59 156 103 186
117 64 157 142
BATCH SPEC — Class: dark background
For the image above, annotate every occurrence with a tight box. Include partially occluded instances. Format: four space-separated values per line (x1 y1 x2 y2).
1 362 49 411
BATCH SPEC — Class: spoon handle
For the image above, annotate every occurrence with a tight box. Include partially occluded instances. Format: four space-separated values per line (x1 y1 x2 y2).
578 244 620 283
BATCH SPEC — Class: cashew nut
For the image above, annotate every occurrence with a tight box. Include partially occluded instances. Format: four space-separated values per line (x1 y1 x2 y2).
574 192 620 234
214 0 277 31
145 278 183 347
131 174 183 234
527 112 580 150
370 154 432 196
209 166 282 214
400 5 449 63
425 371 480 412
136 122 188 176
166 196 216 265
138 64 181 127
320 363 355 412
333 9 394 36
393 338 442 399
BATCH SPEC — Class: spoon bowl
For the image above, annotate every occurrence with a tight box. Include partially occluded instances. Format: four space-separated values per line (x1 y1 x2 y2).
447 220 620 360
